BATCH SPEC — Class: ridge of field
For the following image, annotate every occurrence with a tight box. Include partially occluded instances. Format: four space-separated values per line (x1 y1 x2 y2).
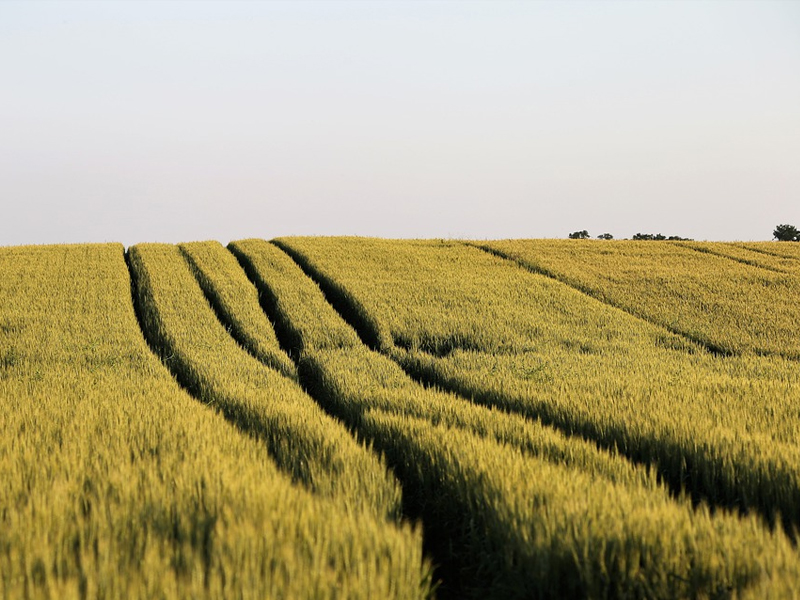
230 241 653 485
128 242 405 523
735 241 800 262
0 244 430 599
179 241 297 378
681 242 800 275
231 238 800 599
481 239 800 359
365 411 800 600
229 241 361 357
274 236 800 535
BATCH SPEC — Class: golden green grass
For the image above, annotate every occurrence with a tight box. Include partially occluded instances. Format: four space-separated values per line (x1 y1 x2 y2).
231 238 800 599
0 243 431 599
128 242 405 522
481 239 800 358
179 241 297 377
4 236 799 599
273 237 800 536
683 241 800 275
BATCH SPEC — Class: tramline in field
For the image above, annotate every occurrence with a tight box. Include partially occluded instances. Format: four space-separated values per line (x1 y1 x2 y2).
274 237 800 535
2 237 799 599
480 239 800 358
0 243 430 599
231 237 800 599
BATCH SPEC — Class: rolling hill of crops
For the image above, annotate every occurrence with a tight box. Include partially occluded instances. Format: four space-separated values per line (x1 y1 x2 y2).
2 237 799 599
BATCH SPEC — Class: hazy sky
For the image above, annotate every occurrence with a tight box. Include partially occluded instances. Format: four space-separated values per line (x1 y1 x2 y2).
1 0 799 245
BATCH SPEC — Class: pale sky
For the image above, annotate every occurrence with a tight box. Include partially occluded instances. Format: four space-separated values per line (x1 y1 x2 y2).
1 0 799 245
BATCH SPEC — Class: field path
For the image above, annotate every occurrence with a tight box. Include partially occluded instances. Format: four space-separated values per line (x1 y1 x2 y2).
0 243 429 599
229 237 800 599
477 239 800 360
127 242 407 522
271 237 800 537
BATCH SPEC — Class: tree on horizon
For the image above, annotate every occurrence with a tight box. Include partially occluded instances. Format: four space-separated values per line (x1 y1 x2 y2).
773 224 800 241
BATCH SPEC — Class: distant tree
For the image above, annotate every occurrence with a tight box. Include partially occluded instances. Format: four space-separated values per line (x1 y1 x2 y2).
773 224 800 242
597 233 614 240
632 233 685 241
568 230 590 239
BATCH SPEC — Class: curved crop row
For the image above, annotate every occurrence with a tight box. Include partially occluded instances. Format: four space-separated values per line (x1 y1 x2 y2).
682 241 800 275
271 237 800 535
299 348 652 487
127 243 404 522
0 243 430 599
179 241 296 377
737 241 800 261
231 240 361 356
364 410 800 600
481 239 800 359
230 237 800 599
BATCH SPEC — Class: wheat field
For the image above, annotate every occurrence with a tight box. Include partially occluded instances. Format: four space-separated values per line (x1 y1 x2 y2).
2 237 799 599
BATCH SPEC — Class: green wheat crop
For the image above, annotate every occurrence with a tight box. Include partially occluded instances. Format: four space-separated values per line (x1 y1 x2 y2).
180 240 297 377
482 239 800 358
0 243 431 599
231 237 800 599
128 242 406 522
273 237 800 534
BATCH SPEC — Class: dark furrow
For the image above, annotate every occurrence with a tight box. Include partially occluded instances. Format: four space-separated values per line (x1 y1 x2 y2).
732 242 800 261
127 247 280 446
265 241 798 536
469 242 733 358
473 241 800 363
681 242 789 275
125 248 337 504
269 239 387 350
297 360 467 600
126 247 215 400
256 245 681 489
228 245 307 361
177 246 297 379
125 249 149 354
229 244 462 598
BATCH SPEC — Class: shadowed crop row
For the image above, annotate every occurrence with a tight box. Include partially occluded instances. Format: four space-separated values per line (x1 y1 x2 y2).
273 237 800 537
5 237 799 599
227 238 800 599
0 243 430 599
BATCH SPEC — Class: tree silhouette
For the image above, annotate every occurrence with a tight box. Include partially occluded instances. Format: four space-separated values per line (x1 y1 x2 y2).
632 233 691 241
568 230 590 239
773 224 800 242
